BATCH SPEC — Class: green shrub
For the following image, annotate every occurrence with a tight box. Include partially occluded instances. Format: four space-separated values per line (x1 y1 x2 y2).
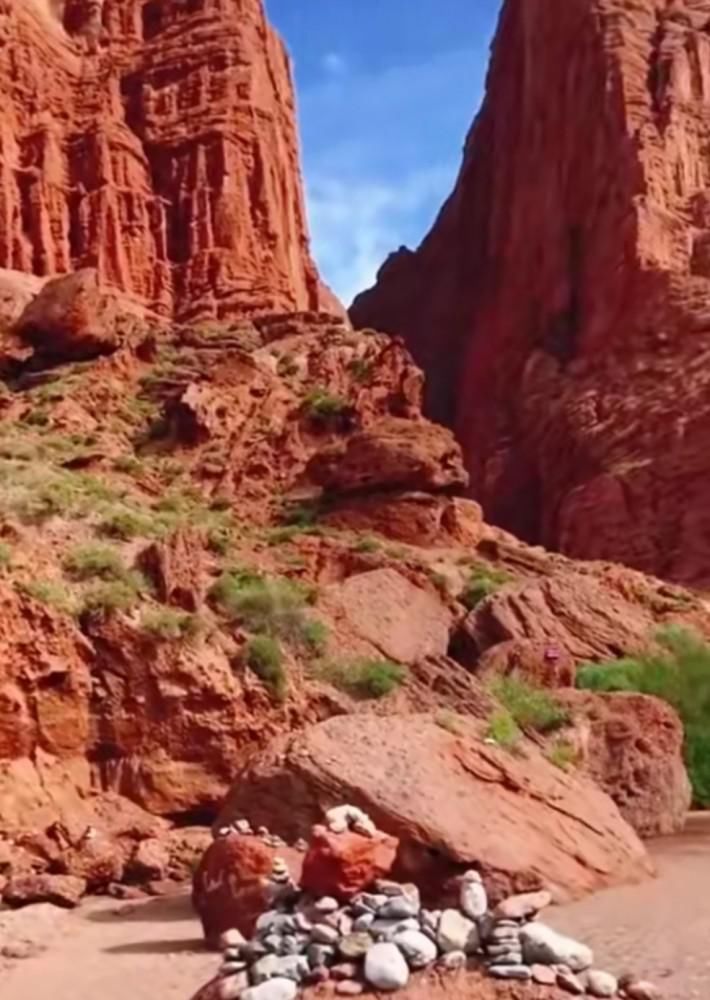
315 657 406 699
210 571 314 645
207 525 233 555
490 676 569 734
64 544 128 582
546 740 578 771
435 710 463 735
112 455 144 475
352 535 381 554
17 579 77 616
99 508 155 541
460 562 512 610
300 618 329 655
81 579 142 617
304 387 348 420
245 635 286 701
486 709 521 749
21 408 50 428
141 607 202 641
577 626 710 806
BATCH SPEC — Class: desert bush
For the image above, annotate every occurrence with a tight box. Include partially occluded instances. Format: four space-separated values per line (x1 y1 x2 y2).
99 508 156 541
577 625 710 806
64 544 128 582
486 709 521 749
0 542 11 570
490 676 569 734
245 635 286 701
17 579 77 616
315 657 406 699
352 535 381 554
546 740 579 771
460 562 512 610
141 607 202 641
81 579 143 617
303 387 348 420
209 570 318 647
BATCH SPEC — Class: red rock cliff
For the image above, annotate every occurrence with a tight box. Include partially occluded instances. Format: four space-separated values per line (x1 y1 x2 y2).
0 0 332 320
352 0 710 585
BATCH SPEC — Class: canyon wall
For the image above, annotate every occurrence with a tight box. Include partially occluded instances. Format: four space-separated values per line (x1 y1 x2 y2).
352 0 710 585
0 0 332 320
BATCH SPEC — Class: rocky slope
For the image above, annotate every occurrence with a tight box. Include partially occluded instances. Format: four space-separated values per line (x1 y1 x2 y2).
352 0 710 585
0 0 334 320
0 271 703 902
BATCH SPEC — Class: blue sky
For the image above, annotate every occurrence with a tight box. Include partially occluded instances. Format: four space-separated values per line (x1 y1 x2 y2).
265 1 502 304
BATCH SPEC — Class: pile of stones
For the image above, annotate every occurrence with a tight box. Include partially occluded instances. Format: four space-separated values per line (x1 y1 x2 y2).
207 806 659 1000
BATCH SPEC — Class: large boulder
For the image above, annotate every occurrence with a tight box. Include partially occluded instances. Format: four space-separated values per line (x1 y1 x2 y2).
14 269 121 362
319 568 453 665
559 690 691 837
192 834 304 946
216 714 653 903
300 825 399 901
306 418 468 494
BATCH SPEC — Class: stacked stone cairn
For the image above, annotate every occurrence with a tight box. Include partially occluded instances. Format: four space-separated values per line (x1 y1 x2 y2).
208 806 659 1000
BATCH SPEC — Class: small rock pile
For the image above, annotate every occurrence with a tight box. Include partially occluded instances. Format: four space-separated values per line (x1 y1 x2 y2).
198 806 660 1000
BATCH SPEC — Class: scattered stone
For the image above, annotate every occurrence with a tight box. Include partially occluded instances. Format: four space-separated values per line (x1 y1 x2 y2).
378 896 420 919
459 871 488 920
494 889 552 921
354 893 387 913
0 941 44 960
310 923 340 946
233 820 252 835
353 913 375 932
531 964 557 985
618 976 662 1000
371 917 419 939
330 963 359 980
437 909 479 955
520 922 593 972
252 954 309 984
335 982 364 996
557 968 586 995
314 896 339 914
488 964 533 980
306 943 335 969
240 979 298 1000
338 932 373 960
3 874 86 909
438 950 467 971
364 942 410 991
586 969 619 997
486 948 524 965
393 929 438 969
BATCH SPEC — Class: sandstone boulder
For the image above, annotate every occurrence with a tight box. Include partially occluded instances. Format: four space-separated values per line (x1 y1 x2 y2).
14 270 120 362
476 639 575 688
323 493 484 547
138 528 206 612
307 418 468 494
192 834 304 946
3 872 86 908
216 714 653 903
559 690 691 837
300 825 399 902
319 569 452 665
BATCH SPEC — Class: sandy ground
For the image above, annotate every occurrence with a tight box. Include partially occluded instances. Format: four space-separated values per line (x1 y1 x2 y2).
1 815 708 1000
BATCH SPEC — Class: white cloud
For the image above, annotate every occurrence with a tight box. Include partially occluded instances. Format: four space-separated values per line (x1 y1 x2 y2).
321 51 347 76
306 166 454 305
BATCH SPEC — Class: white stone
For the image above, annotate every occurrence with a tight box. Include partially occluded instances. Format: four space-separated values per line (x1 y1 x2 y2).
520 922 593 972
438 950 466 971
219 928 247 950
488 965 532 980
459 870 488 920
393 930 438 969
364 942 410 991
240 979 298 1000
437 909 479 954
585 969 619 997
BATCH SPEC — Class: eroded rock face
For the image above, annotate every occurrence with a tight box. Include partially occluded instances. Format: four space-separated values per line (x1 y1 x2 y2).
0 0 331 321
351 0 710 585
215 714 653 903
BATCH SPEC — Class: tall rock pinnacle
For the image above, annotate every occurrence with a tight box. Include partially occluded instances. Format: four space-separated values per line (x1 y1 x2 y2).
352 0 710 585
0 0 334 320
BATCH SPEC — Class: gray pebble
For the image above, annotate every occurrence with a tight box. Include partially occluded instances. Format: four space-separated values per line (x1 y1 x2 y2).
364 942 410 991
240 979 298 1000
488 964 532 981
338 932 373 960
314 896 340 914
335 982 364 996
378 896 420 920
393 929 438 969
585 969 618 997
310 923 340 946
251 954 309 985
438 950 467 971
486 950 524 966
437 909 479 955
353 913 375 932
556 968 586 995
307 943 336 969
